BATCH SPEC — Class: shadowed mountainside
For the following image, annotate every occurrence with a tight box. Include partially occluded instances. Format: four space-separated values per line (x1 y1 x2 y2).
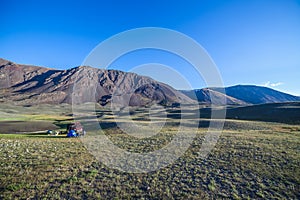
0 58 194 106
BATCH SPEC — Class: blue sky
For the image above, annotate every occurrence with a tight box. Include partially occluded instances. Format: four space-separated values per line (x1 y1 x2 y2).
1 0 300 95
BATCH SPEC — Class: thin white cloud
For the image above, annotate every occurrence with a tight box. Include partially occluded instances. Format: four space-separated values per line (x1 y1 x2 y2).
263 81 284 87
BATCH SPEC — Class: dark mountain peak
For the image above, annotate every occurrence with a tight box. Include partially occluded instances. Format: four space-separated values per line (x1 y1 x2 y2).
0 59 52 90
0 58 14 66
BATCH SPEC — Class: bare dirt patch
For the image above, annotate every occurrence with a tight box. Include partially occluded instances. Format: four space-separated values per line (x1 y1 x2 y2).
0 121 58 134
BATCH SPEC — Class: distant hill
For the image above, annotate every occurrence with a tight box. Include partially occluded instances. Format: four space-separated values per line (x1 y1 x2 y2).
181 88 247 105
211 85 300 104
0 58 194 106
182 85 300 105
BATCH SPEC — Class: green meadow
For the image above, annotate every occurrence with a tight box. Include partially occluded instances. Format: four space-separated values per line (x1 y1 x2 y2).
0 104 299 199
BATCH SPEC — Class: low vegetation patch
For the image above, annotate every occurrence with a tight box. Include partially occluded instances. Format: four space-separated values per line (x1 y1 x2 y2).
0 105 299 199
0 122 299 199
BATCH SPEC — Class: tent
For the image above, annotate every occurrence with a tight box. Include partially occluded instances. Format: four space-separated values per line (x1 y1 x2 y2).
67 129 77 137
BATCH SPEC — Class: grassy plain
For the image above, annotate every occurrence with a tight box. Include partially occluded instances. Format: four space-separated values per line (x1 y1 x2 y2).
0 104 299 199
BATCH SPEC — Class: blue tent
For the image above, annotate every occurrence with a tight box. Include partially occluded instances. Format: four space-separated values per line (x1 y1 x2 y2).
67 130 77 137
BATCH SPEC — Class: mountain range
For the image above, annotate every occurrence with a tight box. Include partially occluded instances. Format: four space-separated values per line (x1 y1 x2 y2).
0 58 299 106
181 85 300 105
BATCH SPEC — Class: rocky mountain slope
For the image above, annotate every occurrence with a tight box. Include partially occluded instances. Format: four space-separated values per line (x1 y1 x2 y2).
0 58 194 106
211 85 300 104
181 88 247 105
